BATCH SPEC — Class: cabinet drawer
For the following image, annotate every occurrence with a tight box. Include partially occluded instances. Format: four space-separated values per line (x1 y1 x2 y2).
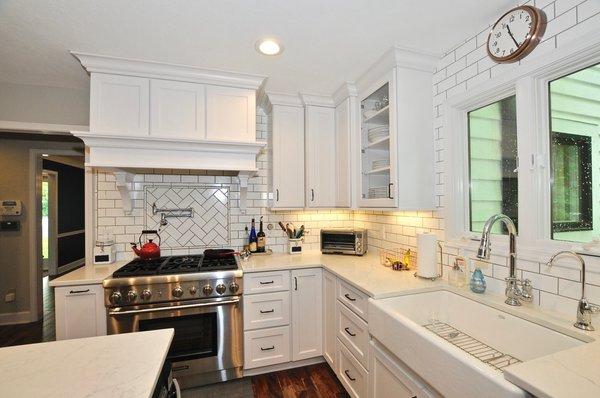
337 301 369 369
244 326 291 370
244 271 290 294
244 291 290 331
337 280 368 321
337 339 368 398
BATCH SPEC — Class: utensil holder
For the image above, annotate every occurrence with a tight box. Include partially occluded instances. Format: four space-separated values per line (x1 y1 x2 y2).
288 238 303 254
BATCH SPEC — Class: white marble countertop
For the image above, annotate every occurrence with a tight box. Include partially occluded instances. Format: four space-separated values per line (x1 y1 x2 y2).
48 260 128 287
0 329 174 398
504 340 600 398
243 251 445 299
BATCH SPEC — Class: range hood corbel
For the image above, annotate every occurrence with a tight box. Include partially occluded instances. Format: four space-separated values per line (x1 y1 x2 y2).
113 170 134 214
237 171 253 215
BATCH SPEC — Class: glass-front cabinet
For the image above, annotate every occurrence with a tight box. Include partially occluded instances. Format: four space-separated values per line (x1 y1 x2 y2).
355 47 437 210
359 79 397 207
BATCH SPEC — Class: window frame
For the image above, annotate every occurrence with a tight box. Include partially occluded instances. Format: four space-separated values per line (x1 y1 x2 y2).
444 31 600 258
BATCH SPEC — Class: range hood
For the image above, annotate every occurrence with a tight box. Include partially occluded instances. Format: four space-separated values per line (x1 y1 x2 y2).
72 132 266 174
70 52 266 175
70 52 268 213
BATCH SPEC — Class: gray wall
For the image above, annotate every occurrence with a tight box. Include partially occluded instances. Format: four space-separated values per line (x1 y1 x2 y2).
0 82 89 126
0 137 84 319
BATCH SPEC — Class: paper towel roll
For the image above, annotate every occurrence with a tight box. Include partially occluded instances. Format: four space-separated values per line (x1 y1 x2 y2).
416 233 438 278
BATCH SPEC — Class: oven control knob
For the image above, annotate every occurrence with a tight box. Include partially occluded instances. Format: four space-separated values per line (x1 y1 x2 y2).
215 284 227 295
229 282 240 293
109 291 122 305
126 291 137 303
140 289 152 301
202 285 213 296
172 286 184 298
189 286 197 295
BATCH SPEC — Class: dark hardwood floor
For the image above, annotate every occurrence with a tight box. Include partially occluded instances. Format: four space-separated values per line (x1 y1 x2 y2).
0 276 55 348
182 363 349 398
252 363 349 398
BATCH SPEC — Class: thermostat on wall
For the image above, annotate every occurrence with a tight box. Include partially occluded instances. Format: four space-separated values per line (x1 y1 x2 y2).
0 200 22 216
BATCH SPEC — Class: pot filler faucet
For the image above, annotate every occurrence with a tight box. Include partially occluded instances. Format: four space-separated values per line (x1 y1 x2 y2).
476 214 533 306
547 251 600 331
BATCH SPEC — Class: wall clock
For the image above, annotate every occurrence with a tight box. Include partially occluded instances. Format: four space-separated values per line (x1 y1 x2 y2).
487 5 546 63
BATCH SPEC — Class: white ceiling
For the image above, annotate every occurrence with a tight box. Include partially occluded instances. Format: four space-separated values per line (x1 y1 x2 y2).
0 0 517 95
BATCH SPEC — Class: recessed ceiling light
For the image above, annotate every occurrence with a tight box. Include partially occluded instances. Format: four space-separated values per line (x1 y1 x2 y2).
41 154 49 157
255 38 283 56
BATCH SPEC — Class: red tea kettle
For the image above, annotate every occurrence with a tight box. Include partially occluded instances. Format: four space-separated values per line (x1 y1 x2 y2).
130 230 161 260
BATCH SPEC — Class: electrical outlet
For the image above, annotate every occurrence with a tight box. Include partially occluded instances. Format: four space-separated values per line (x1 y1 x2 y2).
5 291 15 303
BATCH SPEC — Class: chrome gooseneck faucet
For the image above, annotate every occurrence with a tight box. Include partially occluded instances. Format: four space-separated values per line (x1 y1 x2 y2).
547 251 600 331
476 214 533 306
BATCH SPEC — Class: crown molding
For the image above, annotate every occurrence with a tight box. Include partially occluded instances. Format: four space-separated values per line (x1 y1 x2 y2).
356 46 440 92
264 91 304 107
300 93 335 107
71 51 267 90
332 82 358 105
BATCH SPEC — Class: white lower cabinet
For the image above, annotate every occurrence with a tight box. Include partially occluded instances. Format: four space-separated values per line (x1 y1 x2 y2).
322 270 337 368
243 268 322 373
243 291 290 331
55 283 106 340
244 326 291 369
370 338 441 398
291 268 323 361
338 339 369 398
337 300 369 369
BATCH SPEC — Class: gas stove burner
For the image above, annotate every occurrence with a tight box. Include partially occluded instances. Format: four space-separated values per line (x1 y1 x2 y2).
112 252 238 278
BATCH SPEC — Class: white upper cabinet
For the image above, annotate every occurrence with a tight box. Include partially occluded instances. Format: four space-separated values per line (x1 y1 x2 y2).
356 47 437 210
305 105 336 207
270 103 305 208
206 86 256 142
90 74 150 136
333 84 358 208
150 79 206 139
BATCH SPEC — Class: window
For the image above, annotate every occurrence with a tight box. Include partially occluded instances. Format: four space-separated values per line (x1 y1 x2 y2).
549 63 599 242
468 95 518 234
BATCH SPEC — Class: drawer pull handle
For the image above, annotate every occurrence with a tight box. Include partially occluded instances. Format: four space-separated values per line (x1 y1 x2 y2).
69 289 90 294
260 309 275 314
344 327 356 337
344 369 356 381
260 346 275 351
259 280 274 285
344 293 356 302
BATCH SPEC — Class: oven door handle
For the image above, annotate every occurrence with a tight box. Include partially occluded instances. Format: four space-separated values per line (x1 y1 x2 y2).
108 297 240 316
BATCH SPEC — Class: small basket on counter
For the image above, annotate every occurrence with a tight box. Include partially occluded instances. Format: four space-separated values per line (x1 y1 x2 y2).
379 247 416 271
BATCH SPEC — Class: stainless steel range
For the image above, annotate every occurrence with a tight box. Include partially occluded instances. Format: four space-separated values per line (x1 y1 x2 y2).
102 250 243 389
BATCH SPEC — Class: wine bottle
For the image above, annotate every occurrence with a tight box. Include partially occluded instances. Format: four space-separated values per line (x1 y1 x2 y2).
257 216 266 253
249 218 257 253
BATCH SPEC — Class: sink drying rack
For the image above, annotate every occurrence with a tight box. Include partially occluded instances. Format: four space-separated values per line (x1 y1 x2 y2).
423 321 522 372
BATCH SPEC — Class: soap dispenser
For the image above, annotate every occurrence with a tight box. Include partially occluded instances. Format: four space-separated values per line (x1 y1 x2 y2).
449 257 466 288
470 267 487 294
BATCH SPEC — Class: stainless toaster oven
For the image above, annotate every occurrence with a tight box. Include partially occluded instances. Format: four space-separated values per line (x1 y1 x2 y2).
321 229 367 256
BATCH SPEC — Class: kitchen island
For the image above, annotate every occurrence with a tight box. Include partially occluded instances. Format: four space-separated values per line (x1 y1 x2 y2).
0 329 174 398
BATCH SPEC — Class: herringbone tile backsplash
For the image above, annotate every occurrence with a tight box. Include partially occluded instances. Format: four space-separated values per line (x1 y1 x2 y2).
145 185 230 248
